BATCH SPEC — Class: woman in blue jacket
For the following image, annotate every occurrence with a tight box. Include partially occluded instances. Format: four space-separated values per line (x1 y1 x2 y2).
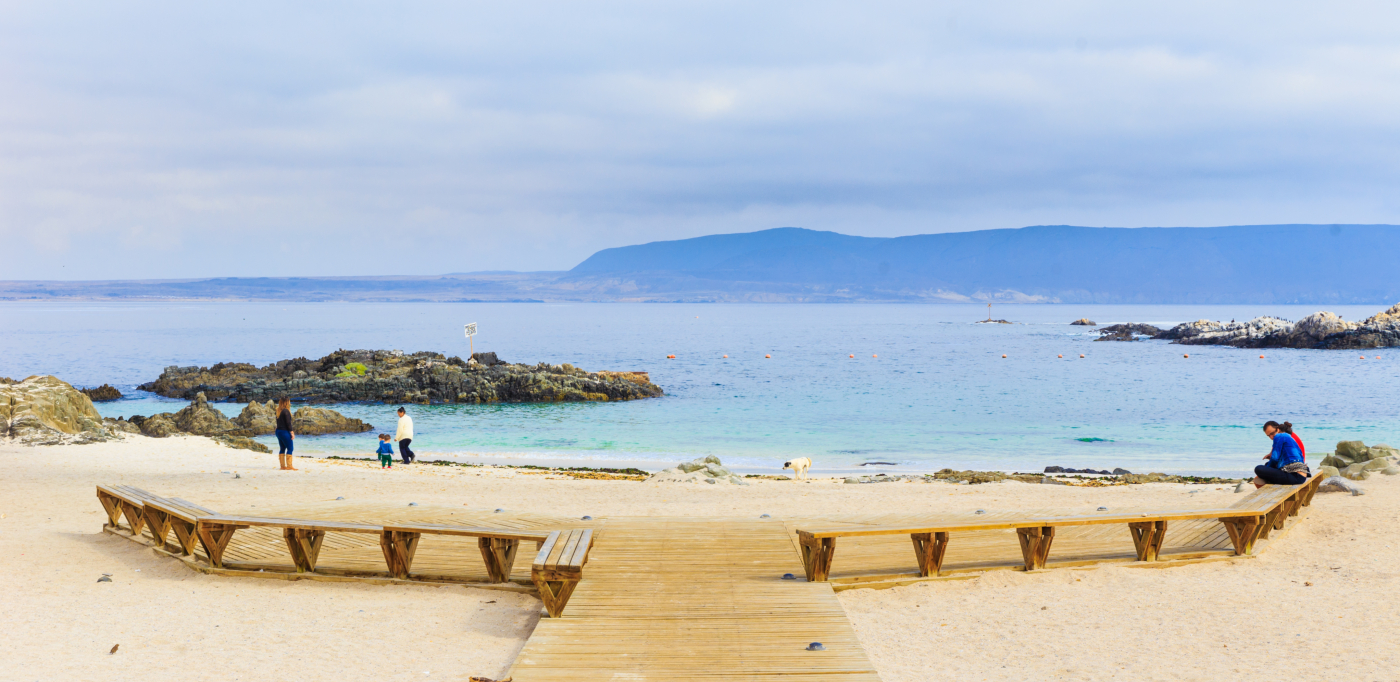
1253 420 1307 488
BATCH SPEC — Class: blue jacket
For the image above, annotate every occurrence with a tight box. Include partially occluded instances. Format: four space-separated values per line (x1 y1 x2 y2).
1267 433 1304 468
376 441 394 455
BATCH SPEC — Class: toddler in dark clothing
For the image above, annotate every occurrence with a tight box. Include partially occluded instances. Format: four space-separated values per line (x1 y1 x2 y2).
376 434 394 468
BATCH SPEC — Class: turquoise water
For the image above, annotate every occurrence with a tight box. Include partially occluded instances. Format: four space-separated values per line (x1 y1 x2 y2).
2 301 1396 476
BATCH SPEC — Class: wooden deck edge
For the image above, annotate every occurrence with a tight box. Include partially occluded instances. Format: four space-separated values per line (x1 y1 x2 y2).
102 525 540 595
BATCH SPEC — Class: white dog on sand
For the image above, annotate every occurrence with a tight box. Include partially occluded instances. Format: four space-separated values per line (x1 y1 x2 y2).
783 457 812 480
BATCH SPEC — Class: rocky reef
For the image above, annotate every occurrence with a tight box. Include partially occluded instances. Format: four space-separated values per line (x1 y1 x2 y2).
122 393 372 452
1070 318 1096 326
1145 303 1400 349
1 375 117 445
138 349 663 405
79 384 123 401
1094 324 1163 342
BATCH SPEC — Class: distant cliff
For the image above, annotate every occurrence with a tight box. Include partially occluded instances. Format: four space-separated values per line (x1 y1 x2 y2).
4 224 1399 304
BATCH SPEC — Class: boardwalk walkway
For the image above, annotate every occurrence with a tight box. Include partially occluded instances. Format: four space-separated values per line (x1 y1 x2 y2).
509 518 880 681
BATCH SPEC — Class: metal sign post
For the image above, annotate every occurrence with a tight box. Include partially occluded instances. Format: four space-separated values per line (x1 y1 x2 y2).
464 322 477 358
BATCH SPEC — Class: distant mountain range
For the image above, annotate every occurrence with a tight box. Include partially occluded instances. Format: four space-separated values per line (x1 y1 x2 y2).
5 224 1399 304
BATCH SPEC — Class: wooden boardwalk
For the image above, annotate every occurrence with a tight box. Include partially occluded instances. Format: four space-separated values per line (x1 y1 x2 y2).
509 518 880 681
101 492 1318 681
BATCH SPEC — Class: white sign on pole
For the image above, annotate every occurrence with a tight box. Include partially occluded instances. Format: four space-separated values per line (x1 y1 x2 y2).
464 322 477 337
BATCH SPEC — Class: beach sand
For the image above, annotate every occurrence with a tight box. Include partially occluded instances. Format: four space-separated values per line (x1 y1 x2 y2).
2 435 1394 681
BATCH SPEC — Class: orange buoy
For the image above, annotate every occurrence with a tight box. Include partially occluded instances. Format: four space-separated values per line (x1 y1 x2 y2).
765 354 771 359
1376 356 1382 359
722 354 728 358
1260 355 1265 359
667 354 676 359
872 354 878 358
1183 354 1189 358
849 354 854 358
1079 354 1085 358
1361 355 1366 359
1058 354 1063 358
1001 354 1007 358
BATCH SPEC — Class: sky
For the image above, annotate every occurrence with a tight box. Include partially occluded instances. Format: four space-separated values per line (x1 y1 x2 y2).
2 1 1399 280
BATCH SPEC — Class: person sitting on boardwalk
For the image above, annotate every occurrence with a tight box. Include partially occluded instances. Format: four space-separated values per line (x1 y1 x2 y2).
1254 420 1307 488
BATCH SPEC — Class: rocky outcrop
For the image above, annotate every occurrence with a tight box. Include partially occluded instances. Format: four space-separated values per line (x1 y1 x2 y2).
127 393 366 452
1152 303 1400 349
1094 324 1163 342
1070 318 1096 326
1318 441 1400 480
138 349 664 405
80 384 123 401
227 400 371 436
1 375 114 445
647 455 749 485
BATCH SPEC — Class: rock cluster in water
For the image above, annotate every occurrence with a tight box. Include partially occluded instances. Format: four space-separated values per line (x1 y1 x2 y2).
116 392 372 452
1070 318 1096 326
79 384 124 401
647 455 749 485
1094 324 1163 342
1316 441 1400 481
1106 303 1400 349
1 376 118 445
138 349 663 405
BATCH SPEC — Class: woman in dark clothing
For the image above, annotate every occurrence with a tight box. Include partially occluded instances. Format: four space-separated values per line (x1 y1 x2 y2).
275 397 296 471
1253 420 1306 488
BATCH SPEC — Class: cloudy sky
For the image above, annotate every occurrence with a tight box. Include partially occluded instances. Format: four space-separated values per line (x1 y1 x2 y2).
2 1 1398 279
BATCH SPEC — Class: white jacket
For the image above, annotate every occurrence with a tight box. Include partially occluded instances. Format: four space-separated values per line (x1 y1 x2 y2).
395 414 414 442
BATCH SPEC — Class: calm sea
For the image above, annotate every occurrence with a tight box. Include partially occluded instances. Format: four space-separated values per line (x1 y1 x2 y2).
2 301 1396 476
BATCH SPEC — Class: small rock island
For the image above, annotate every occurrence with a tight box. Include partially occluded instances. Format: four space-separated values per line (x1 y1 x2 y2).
139 349 663 404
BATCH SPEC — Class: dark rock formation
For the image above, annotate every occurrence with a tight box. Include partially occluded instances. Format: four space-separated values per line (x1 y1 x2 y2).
80 384 123 401
126 393 366 452
1070 318 1096 326
1043 466 1114 475
1094 324 1163 342
138 349 664 404
1153 303 1400 349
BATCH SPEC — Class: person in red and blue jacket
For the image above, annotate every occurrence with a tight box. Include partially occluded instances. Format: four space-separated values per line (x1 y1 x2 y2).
1253 420 1308 488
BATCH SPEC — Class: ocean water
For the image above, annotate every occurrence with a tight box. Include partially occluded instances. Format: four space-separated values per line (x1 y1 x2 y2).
2 301 1396 476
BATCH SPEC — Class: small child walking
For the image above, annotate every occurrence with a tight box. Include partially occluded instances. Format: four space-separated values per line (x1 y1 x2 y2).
375 434 395 469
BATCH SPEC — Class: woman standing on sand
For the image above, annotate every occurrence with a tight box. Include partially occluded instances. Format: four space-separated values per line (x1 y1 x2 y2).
1254 420 1306 487
276 397 296 471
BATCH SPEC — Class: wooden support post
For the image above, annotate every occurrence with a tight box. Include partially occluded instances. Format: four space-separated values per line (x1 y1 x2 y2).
169 518 200 556
479 537 521 583
797 532 836 582
910 532 950 577
283 528 326 573
380 530 421 579
142 506 175 551
196 522 240 567
535 575 580 618
1286 490 1303 518
97 491 123 529
1016 526 1055 571
1128 520 1167 562
118 500 147 537
1219 516 1264 556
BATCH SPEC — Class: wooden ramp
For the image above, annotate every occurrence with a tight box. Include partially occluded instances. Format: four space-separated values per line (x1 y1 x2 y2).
509 517 881 681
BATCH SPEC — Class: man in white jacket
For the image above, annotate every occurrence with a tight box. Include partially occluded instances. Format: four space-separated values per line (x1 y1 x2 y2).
395 407 415 464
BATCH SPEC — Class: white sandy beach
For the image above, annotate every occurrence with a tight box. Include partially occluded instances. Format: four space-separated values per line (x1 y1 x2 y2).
2 435 1395 681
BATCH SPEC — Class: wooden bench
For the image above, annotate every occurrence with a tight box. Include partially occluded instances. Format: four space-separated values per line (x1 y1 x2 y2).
380 523 550 582
196 514 384 571
795 480 1322 582
96 484 162 538
531 529 594 617
142 497 219 556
